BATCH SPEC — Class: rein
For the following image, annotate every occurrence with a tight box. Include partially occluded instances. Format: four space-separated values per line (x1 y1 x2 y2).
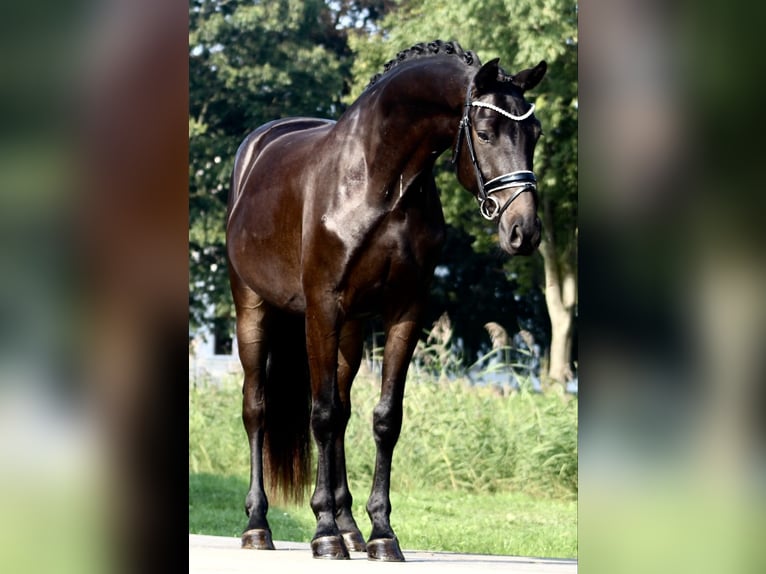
452 84 538 221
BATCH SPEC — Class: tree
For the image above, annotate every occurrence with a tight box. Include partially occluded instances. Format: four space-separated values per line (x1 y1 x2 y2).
345 0 578 381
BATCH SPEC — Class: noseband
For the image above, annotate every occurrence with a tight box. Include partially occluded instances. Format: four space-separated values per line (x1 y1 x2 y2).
452 85 538 221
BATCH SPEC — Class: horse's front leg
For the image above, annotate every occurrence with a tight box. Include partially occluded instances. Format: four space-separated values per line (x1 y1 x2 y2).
333 320 367 552
366 305 424 562
305 300 349 559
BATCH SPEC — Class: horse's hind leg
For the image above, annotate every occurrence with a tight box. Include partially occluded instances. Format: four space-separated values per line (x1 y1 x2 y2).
334 320 366 552
231 278 274 550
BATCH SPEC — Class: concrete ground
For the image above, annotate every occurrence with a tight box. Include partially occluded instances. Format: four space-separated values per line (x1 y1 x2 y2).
189 534 578 573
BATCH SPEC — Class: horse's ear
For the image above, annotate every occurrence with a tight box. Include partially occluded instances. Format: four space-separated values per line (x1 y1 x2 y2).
511 60 547 92
473 58 501 95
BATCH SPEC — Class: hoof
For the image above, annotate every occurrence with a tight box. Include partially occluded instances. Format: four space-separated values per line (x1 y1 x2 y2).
241 528 275 550
367 537 405 562
341 530 367 553
311 535 350 559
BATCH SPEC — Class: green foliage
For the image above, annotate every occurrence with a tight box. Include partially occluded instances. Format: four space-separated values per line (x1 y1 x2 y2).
189 379 250 476
189 371 577 500
346 374 578 499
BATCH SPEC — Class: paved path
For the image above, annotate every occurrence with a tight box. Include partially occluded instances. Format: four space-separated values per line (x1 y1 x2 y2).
189 534 577 573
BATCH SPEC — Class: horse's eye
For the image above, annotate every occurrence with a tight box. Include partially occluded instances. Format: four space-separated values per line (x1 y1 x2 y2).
476 131 490 143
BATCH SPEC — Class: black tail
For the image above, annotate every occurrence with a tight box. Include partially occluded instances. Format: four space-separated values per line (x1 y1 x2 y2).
263 311 312 504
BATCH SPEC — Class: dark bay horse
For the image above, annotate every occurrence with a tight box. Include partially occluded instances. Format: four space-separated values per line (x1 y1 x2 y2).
226 40 546 561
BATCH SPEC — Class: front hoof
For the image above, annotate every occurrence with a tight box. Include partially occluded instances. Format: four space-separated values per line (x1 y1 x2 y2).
341 530 367 552
241 528 275 550
367 537 405 561
311 535 350 559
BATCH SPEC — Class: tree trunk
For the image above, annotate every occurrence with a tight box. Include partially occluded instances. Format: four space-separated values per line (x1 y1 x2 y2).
539 200 576 384
547 276 574 383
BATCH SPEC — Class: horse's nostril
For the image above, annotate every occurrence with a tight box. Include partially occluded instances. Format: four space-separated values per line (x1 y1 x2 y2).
510 223 523 249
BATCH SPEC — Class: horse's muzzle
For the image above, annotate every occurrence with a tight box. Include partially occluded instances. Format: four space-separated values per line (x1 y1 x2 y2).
501 215 542 255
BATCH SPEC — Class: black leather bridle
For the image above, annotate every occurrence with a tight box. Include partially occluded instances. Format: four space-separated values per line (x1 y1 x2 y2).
452 84 538 221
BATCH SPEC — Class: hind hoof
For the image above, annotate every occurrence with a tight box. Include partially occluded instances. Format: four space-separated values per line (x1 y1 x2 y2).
367 537 405 561
341 530 367 552
241 529 275 550
311 535 349 559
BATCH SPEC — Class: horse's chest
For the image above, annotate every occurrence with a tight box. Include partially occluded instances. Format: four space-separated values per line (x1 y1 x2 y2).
341 210 445 314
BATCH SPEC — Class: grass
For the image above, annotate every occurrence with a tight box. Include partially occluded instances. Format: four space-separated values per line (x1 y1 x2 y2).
190 472 576 558
189 367 577 558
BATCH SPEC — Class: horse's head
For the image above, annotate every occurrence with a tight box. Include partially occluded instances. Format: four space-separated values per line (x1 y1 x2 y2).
453 58 547 255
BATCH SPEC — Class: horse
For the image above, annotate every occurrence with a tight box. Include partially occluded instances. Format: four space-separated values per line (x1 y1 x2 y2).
225 40 546 561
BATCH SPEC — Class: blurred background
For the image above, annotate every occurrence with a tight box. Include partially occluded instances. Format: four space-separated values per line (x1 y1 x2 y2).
578 1 766 572
0 0 763 573
0 1 188 573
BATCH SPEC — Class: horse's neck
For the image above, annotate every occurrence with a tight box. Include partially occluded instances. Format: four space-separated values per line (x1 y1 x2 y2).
347 63 469 187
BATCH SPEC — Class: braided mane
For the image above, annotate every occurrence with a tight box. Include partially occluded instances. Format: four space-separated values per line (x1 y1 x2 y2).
366 40 481 89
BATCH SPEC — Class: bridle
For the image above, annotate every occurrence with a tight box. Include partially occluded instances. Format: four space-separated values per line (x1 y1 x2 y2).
451 83 538 221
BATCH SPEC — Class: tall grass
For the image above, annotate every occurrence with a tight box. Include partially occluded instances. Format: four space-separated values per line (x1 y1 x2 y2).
342 372 576 499
189 369 576 501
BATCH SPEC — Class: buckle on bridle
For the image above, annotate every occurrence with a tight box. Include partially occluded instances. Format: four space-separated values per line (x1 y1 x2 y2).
480 196 501 220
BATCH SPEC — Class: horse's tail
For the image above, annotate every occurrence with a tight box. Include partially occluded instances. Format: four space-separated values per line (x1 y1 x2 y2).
263 311 313 505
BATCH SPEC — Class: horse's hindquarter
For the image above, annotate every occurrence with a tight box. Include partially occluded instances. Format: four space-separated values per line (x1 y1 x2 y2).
227 118 335 313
